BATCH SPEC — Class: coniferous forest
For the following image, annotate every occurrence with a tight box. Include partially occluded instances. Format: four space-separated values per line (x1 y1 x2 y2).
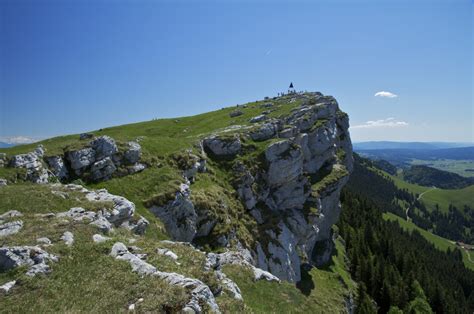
339 182 474 312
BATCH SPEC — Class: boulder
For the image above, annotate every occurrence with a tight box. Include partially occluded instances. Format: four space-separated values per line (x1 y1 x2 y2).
229 110 243 118
128 163 146 174
0 210 23 219
249 123 277 141
91 136 118 160
0 153 6 168
249 115 266 123
0 280 16 294
90 216 113 233
0 179 6 187
67 148 95 174
156 248 179 261
90 157 116 181
10 150 48 184
203 135 241 157
123 141 141 164
85 188 135 226
61 231 74 246
36 237 52 245
0 221 23 238
79 133 94 140
0 246 58 276
93 234 112 243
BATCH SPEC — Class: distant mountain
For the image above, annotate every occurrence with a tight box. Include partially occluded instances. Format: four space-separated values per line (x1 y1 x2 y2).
403 165 474 189
0 142 14 148
353 141 473 150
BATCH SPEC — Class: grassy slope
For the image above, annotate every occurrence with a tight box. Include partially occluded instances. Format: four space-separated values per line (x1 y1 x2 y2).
0 94 357 312
223 237 356 313
0 183 356 313
383 212 474 271
380 169 474 214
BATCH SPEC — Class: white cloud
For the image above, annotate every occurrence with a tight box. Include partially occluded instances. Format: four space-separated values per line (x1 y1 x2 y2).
0 136 42 144
351 118 408 129
374 91 398 98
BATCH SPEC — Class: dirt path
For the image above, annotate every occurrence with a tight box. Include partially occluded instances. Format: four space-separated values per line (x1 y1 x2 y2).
405 187 437 222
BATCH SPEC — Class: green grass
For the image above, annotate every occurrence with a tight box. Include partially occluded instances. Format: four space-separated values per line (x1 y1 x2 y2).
0 93 357 311
383 212 474 271
0 96 305 158
223 237 357 313
376 168 474 214
0 183 244 312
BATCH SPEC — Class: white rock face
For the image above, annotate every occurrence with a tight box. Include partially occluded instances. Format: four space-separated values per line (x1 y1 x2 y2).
149 184 197 242
147 93 353 283
46 156 69 181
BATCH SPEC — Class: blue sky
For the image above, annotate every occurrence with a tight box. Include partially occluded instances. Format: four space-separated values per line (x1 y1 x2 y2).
0 0 472 143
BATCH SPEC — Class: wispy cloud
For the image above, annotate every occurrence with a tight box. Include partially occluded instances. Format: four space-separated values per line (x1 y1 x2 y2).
0 136 43 144
265 49 272 56
374 91 398 98
351 118 408 129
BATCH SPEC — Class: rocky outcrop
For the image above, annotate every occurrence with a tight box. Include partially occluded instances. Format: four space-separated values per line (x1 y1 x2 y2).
149 93 353 283
203 135 241 157
67 148 96 175
6 136 145 184
110 242 221 313
149 184 197 242
9 145 49 183
0 246 58 277
53 184 145 235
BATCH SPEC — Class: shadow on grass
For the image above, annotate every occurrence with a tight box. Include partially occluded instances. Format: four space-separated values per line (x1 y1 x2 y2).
296 245 337 296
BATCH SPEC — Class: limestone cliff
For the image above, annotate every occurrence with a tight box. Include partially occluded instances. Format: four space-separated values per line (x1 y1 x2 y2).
149 92 353 283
